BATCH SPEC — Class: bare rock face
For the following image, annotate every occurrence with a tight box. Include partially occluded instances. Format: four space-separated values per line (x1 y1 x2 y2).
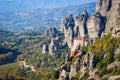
112 26 120 38
59 63 70 80
59 70 68 80
80 52 90 78
65 54 70 62
69 64 76 79
49 42 57 55
109 75 120 80
87 12 105 39
49 38 59 55
75 58 81 71
107 61 120 70
96 0 112 16
106 0 120 32
96 0 120 33
42 44 48 53
69 58 81 79
89 54 95 70
74 10 89 38
45 27 58 39
61 14 75 48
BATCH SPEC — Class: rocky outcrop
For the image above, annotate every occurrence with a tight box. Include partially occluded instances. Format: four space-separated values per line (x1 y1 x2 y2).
87 12 105 39
74 10 89 38
69 64 76 79
112 25 120 38
45 27 58 39
58 0 120 80
96 0 120 33
42 44 48 53
89 54 95 70
96 0 112 16
58 50 106 80
59 63 70 80
49 42 57 55
106 0 120 32
60 0 120 47
69 58 81 79
109 75 120 80
61 14 75 48
80 52 90 78
65 54 70 62
107 61 120 70
88 54 98 79
75 58 81 71
49 38 59 55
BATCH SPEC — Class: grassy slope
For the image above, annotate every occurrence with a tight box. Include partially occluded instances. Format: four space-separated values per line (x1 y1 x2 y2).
0 62 19 72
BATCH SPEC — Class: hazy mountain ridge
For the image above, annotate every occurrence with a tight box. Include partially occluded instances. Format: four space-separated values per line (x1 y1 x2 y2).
0 0 96 11
0 2 96 32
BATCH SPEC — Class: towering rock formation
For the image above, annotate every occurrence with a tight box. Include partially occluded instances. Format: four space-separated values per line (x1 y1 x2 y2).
45 27 58 39
49 39 57 55
96 0 112 16
42 44 49 53
49 37 59 55
74 10 89 38
87 12 105 39
60 0 120 49
96 0 120 32
58 0 120 80
106 0 120 32
61 14 75 48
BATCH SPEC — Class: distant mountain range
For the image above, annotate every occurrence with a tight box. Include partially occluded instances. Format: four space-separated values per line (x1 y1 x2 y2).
0 2 96 32
0 0 96 11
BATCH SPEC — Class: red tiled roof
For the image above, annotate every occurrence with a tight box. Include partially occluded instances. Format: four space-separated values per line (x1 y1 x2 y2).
72 50 79 56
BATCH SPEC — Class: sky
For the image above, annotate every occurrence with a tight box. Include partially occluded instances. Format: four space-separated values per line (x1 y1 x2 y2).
0 0 97 11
